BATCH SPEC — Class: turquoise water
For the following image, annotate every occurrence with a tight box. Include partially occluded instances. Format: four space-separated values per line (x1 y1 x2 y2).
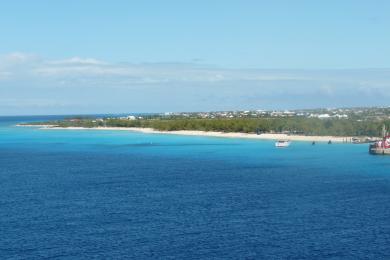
1 116 390 259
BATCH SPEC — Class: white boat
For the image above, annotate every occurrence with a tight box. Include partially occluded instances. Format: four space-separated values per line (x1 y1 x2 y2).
275 140 291 148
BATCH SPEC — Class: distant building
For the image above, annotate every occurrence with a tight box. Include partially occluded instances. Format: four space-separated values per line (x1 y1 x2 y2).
318 114 331 119
334 114 348 119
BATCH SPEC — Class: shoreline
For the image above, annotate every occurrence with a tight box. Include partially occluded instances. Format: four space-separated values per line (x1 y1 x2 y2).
18 124 355 143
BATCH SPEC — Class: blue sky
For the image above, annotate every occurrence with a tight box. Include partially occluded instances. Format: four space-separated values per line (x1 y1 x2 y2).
1 1 390 115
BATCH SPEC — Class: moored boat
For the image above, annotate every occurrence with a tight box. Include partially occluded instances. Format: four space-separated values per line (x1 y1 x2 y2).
369 143 390 155
275 140 291 148
369 125 390 155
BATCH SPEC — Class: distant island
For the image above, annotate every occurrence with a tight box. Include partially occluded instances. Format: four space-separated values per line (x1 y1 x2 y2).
20 107 390 142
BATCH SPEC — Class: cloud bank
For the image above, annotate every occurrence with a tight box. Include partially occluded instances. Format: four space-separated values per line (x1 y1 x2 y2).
1 52 390 115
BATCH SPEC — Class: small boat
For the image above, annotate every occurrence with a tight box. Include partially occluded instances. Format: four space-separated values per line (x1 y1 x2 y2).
328 140 332 144
275 140 291 148
312 141 315 145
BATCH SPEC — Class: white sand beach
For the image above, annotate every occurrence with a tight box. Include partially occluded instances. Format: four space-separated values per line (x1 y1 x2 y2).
19 125 353 143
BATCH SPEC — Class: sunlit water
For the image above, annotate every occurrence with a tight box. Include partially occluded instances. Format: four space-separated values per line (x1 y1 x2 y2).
1 116 390 259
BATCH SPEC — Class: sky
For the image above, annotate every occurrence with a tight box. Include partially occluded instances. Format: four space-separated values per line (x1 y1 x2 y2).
1 0 390 115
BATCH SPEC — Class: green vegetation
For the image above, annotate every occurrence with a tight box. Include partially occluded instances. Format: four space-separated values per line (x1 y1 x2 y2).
27 117 390 137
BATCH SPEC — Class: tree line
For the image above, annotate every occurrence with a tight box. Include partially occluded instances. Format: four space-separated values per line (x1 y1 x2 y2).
31 117 390 137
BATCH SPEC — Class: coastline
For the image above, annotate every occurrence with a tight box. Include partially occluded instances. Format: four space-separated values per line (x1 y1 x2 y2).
18 124 353 142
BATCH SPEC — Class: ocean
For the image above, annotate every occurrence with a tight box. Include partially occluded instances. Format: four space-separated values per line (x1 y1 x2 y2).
1 116 390 259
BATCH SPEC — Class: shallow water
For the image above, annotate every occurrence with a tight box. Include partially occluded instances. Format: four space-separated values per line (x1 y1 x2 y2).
1 116 390 259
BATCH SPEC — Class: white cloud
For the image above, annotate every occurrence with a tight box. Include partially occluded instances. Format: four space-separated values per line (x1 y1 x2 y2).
47 56 107 66
1 52 390 114
0 52 39 66
0 98 70 108
1 52 313 84
0 52 389 92
0 71 11 80
319 84 335 96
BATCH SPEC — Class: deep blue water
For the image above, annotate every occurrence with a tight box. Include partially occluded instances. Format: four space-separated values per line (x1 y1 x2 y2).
1 116 390 259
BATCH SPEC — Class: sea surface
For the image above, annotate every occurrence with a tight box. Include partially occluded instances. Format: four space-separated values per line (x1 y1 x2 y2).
1 116 390 259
